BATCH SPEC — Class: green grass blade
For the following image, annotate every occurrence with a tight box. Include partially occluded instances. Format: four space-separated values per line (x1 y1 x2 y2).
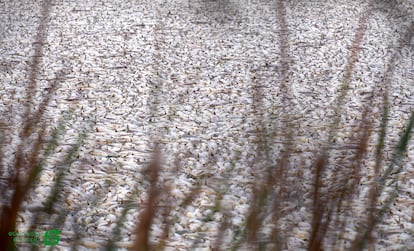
379 111 414 189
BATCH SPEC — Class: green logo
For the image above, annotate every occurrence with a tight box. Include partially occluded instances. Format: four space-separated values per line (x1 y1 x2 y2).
43 229 60 246
8 229 60 246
